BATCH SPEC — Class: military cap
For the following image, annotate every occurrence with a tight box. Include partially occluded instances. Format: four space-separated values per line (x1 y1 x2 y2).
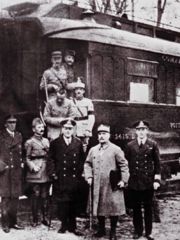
97 124 110 133
4 114 17 123
32 117 43 127
60 118 76 128
51 51 62 57
65 49 76 57
133 120 149 129
0 159 7 173
74 77 85 89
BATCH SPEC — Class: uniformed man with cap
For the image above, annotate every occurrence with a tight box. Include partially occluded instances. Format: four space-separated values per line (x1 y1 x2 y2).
125 120 161 240
64 49 76 83
47 118 85 235
0 115 24 233
84 124 129 240
40 51 68 100
25 118 50 227
43 88 76 141
72 77 95 152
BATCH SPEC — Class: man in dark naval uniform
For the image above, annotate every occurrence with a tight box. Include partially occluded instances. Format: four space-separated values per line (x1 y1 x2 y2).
47 118 85 235
125 121 161 240
0 115 24 233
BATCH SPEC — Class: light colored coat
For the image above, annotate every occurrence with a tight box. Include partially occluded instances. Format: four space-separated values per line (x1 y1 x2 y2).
84 141 129 216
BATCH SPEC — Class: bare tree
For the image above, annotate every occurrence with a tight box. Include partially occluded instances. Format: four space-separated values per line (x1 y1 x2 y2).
157 0 167 26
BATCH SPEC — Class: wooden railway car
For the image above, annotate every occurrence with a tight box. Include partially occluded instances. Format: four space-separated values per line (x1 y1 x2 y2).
1 4 180 179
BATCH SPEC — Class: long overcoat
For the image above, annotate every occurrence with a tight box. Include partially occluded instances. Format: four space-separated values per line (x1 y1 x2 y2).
0 129 23 197
84 142 129 216
47 136 85 203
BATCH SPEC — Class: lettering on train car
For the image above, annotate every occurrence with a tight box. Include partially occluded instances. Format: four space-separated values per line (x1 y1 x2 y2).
162 55 180 64
170 122 180 129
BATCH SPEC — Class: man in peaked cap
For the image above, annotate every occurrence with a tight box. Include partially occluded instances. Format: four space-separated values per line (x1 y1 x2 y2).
125 120 161 240
47 117 85 235
72 77 95 152
84 124 129 240
0 114 24 233
40 50 68 100
43 88 76 141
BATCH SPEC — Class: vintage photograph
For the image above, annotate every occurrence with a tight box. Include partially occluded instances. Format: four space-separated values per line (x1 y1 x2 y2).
0 0 180 239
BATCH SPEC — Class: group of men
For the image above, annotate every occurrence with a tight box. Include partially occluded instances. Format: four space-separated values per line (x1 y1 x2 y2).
0 49 161 240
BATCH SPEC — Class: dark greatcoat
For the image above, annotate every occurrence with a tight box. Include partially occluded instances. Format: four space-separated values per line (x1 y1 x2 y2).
47 136 85 205
125 138 161 191
0 129 23 197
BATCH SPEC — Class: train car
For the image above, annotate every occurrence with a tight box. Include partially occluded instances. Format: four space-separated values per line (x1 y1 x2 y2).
1 4 180 181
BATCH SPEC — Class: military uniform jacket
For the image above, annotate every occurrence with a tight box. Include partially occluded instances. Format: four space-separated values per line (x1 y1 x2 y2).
40 66 68 96
43 98 76 140
0 129 23 197
47 136 85 202
72 97 95 137
125 138 161 191
25 136 50 183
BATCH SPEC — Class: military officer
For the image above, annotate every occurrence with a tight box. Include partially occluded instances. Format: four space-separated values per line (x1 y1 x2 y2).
72 77 95 152
0 115 24 233
25 118 50 227
40 51 68 100
43 88 76 141
64 49 76 83
125 120 161 240
47 118 85 235
84 124 129 240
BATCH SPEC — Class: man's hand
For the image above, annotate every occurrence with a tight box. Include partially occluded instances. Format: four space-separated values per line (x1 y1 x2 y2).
117 180 125 189
33 165 40 172
87 178 92 186
153 182 160 190
85 130 91 137
51 173 58 180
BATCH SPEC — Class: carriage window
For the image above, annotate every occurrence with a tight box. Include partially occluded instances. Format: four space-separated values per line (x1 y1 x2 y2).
176 88 180 106
129 77 154 103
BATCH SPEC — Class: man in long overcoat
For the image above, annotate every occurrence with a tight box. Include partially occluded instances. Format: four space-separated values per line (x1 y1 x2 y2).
0 115 24 233
47 118 85 235
84 124 129 240
125 120 161 240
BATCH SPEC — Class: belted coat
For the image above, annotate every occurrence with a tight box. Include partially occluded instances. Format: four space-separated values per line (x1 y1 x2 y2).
84 142 129 216
125 138 161 191
0 129 23 197
47 136 85 203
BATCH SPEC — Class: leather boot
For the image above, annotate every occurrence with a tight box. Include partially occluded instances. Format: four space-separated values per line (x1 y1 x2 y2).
41 199 49 226
31 197 39 227
94 216 106 237
110 216 118 240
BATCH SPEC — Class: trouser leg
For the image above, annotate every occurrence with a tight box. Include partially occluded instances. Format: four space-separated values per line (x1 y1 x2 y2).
58 202 69 231
110 216 118 232
97 216 105 232
1 197 10 228
133 204 143 235
8 198 18 227
144 203 153 236
31 196 39 224
68 201 76 231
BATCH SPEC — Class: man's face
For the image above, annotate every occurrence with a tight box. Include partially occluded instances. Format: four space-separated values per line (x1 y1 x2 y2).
62 126 74 138
33 123 44 136
74 87 85 99
56 91 66 104
136 127 148 139
5 121 17 132
52 56 62 68
98 131 110 144
64 55 75 66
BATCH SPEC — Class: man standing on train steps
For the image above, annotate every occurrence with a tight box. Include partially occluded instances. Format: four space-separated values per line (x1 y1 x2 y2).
0 115 24 233
43 88 76 141
84 124 129 240
125 120 161 240
72 77 95 152
40 51 68 100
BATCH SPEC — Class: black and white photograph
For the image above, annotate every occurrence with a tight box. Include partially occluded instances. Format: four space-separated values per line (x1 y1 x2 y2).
0 0 180 239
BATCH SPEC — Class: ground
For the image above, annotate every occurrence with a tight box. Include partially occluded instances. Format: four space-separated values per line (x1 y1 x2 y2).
0 194 180 240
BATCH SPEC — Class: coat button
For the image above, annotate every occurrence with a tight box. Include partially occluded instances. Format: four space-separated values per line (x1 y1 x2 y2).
73 175 76 177
64 168 66 170
73 161 76 164
73 168 76 170
64 154 66 157
64 174 66 177
64 161 66 164
11 165 14 168
136 167 139 170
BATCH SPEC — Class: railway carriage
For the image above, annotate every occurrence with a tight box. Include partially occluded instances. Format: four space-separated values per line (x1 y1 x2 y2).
0 3 180 181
